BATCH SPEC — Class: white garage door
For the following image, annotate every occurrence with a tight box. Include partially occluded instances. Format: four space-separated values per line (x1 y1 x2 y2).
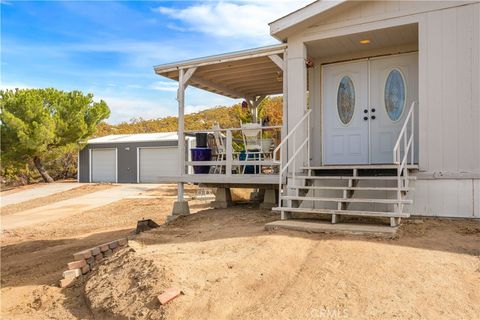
139 147 179 183
91 149 117 183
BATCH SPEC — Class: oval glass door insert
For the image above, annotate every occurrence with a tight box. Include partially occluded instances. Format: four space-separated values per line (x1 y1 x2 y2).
384 69 406 121
337 76 355 125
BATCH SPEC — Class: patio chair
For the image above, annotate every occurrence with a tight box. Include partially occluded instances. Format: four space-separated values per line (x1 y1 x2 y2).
241 122 263 174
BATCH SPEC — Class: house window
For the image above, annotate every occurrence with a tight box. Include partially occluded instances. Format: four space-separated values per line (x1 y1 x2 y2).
384 69 406 121
337 76 355 125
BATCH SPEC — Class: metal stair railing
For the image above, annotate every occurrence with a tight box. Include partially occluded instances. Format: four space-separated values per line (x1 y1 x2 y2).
392 101 416 223
273 109 311 218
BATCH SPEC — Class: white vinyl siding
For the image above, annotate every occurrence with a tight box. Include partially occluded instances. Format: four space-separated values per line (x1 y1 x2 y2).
138 147 179 183
90 149 117 183
286 1 479 217
420 3 480 174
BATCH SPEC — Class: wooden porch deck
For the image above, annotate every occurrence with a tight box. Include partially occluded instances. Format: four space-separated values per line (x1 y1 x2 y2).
152 174 280 186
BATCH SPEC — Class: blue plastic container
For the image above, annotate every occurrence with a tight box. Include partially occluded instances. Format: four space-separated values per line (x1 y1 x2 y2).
190 148 212 174
239 150 260 174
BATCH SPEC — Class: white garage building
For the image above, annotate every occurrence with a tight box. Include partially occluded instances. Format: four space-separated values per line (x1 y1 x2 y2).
78 133 195 183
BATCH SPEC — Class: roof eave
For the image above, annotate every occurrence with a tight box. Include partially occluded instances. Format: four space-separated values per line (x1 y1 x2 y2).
153 43 287 75
269 0 347 41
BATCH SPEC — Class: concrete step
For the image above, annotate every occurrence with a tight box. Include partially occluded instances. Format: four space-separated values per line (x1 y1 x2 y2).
281 195 413 204
272 207 409 218
265 219 398 237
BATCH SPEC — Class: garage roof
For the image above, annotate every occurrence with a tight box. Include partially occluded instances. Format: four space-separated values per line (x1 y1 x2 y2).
88 132 191 144
153 44 286 99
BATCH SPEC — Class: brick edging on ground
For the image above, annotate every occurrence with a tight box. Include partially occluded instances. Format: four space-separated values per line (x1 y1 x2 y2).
60 238 128 288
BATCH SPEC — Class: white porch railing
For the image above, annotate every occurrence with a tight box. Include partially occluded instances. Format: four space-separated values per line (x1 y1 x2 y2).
183 125 282 176
393 101 416 172
393 101 416 216
273 109 311 216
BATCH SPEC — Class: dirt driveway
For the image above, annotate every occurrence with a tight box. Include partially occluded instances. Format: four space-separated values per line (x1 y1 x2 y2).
1 182 79 207
1 183 162 230
1 184 479 319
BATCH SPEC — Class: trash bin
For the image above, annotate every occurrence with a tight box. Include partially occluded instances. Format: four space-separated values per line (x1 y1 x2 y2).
190 148 212 174
195 133 208 148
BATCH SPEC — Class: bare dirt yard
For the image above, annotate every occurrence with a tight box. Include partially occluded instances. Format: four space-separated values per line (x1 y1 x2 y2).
1 184 479 319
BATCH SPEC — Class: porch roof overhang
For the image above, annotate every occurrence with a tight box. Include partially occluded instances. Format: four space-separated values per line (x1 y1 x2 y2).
153 43 287 99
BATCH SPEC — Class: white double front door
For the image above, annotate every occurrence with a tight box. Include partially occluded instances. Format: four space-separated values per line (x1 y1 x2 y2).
323 53 418 165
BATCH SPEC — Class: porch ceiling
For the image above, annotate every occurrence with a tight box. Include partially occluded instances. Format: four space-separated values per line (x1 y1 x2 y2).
306 23 418 60
154 44 287 99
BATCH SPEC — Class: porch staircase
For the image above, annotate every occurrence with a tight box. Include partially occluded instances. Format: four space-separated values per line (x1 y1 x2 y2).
272 102 417 228
272 164 417 227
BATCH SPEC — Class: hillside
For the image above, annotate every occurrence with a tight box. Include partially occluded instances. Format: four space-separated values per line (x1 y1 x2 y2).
96 97 282 137
1 97 282 186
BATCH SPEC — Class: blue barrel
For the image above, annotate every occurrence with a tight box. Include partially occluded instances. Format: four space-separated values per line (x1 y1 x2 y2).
190 148 212 174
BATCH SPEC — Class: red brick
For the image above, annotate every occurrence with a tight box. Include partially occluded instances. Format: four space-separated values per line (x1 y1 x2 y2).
118 238 127 246
94 253 103 261
100 244 109 252
90 247 101 256
81 264 90 274
67 260 86 270
158 288 182 305
60 277 76 288
73 250 92 261
108 241 118 249
86 256 94 264
104 249 113 257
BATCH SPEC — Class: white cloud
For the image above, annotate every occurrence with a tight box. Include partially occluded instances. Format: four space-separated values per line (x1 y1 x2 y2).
154 0 312 44
97 96 173 124
150 81 178 92
2 39 196 69
185 104 211 114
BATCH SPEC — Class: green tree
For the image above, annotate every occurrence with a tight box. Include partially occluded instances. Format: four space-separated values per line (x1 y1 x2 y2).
0 88 110 182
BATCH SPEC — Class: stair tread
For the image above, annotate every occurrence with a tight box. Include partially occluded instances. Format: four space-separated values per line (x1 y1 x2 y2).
293 175 416 180
302 164 419 170
272 207 409 218
288 185 413 191
281 195 413 204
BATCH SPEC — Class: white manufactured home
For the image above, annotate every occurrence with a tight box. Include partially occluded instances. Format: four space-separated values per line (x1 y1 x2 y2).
154 0 480 226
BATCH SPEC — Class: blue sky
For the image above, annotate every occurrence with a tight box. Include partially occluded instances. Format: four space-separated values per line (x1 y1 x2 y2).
1 0 310 123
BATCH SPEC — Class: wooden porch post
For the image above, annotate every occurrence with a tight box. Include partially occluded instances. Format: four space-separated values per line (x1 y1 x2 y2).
245 95 266 123
178 68 185 177
177 66 197 179
170 67 196 220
